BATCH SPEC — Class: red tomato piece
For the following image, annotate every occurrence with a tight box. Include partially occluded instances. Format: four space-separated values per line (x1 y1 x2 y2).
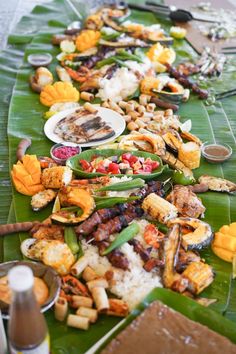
144 224 160 249
108 163 121 174
96 167 107 174
142 164 153 173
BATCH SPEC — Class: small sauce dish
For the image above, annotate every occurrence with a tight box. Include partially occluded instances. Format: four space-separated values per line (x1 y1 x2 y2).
27 53 53 68
201 142 232 163
50 143 81 165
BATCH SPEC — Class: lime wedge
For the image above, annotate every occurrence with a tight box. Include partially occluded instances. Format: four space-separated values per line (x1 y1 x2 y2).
52 195 61 213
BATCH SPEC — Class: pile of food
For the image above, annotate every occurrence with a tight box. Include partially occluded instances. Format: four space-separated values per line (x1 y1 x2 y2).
2 1 236 338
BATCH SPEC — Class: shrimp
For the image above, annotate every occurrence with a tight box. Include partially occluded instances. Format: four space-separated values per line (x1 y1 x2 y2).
168 217 213 251
143 224 164 249
60 275 89 303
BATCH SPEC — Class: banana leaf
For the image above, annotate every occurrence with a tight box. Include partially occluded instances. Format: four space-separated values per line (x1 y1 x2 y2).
67 149 165 180
1 0 236 353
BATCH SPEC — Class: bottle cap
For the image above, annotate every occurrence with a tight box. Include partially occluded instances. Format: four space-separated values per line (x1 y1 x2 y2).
8 265 34 292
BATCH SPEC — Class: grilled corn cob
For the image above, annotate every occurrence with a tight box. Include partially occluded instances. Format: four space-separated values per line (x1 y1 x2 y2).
182 261 214 295
142 193 178 224
178 142 201 170
41 166 73 189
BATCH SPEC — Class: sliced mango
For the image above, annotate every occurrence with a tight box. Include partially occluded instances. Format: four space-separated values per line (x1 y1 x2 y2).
212 244 235 263
214 232 236 252
212 222 236 263
11 154 44 196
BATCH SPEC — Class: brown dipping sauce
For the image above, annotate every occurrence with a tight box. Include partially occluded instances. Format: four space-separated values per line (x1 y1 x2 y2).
202 144 231 163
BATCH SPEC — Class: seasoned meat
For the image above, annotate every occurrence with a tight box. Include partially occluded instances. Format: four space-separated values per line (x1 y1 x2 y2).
30 223 64 242
176 248 201 273
107 250 129 270
166 185 205 218
101 301 236 354
128 239 150 262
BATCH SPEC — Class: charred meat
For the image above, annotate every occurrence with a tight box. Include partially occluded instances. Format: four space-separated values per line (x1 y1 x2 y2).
198 175 236 194
166 185 205 218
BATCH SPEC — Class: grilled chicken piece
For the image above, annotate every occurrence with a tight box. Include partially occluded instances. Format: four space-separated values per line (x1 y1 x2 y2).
30 223 64 241
198 175 236 194
31 189 56 211
166 185 205 218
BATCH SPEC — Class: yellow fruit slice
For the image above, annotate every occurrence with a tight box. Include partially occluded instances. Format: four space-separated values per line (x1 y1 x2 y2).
214 232 236 252
212 244 234 263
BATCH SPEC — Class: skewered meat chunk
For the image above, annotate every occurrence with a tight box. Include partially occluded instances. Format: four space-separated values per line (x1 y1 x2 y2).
176 248 201 273
128 239 151 262
166 185 205 218
76 205 127 236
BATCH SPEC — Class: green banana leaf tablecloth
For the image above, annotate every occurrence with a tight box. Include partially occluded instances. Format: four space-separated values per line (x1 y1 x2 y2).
1 0 236 352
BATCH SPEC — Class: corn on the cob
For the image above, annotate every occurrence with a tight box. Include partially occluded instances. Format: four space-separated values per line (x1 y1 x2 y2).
142 193 178 224
182 261 214 295
178 142 201 170
41 166 73 189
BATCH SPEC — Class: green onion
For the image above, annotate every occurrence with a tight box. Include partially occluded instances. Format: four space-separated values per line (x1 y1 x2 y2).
102 223 140 255
98 178 145 192
64 227 80 254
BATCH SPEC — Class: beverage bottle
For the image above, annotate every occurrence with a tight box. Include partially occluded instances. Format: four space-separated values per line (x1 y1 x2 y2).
8 265 50 354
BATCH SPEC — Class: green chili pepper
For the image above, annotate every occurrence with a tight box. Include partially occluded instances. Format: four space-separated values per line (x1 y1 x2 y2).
64 227 80 254
150 221 168 234
95 196 140 209
101 32 121 41
172 170 195 186
98 178 145 192
116 49 144 63
102 223 140 255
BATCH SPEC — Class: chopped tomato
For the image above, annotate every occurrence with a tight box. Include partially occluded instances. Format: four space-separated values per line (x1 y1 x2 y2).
144 224 160 249
122 153 138 165
96 167 107 174
108 163 120 174
132 160 142 171
142 164 153 173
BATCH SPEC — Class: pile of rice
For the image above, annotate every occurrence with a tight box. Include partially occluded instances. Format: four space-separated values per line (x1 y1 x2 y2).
81 220 162 310
107 176 142 198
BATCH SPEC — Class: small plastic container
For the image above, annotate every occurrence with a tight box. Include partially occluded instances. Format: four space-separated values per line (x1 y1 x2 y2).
50 143 81 165
201 142 232 163
27 53 53 68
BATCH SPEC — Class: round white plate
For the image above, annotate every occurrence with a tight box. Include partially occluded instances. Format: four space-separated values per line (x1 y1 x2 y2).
44 106 126 147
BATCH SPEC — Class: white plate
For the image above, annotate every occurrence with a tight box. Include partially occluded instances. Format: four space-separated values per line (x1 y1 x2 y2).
44 106 126 147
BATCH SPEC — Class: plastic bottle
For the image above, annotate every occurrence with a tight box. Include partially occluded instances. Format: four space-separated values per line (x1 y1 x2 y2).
8 265 50 354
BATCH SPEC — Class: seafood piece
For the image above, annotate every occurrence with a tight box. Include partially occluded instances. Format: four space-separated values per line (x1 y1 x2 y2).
56 66 72 83
118 133 166 155
180 130 202 146
29 67 53 93
162 224 182 289
53 109 115 144
168 217 213 251
198 175 236 194
31 189 56 211
178 142 201 170
101 14 131 33
181 261 214 295
166 185 205 218
20 239 48 260
30 223 64 242
142 193 178 224
60 275 89 302
160 151 193 178
41 166 73 189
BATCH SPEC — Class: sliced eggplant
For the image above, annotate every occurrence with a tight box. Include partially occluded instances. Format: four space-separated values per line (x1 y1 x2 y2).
148 36 174 45
162 224 181 288
31 189 56 212
99 38 149 48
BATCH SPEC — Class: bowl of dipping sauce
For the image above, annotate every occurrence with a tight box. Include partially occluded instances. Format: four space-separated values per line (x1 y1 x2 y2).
27 53 53 68
50 143 81 165
201 142 232 163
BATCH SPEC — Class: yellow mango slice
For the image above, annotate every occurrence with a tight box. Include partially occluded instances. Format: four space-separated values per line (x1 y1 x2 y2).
219 225 231 235
214 232 236 252
212 244 234 263
228 223 236 237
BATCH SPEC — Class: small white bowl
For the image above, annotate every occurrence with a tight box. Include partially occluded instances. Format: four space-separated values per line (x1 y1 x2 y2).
27 53 52 67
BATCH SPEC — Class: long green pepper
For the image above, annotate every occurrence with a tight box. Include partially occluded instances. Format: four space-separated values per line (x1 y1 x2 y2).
102 223 140 255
